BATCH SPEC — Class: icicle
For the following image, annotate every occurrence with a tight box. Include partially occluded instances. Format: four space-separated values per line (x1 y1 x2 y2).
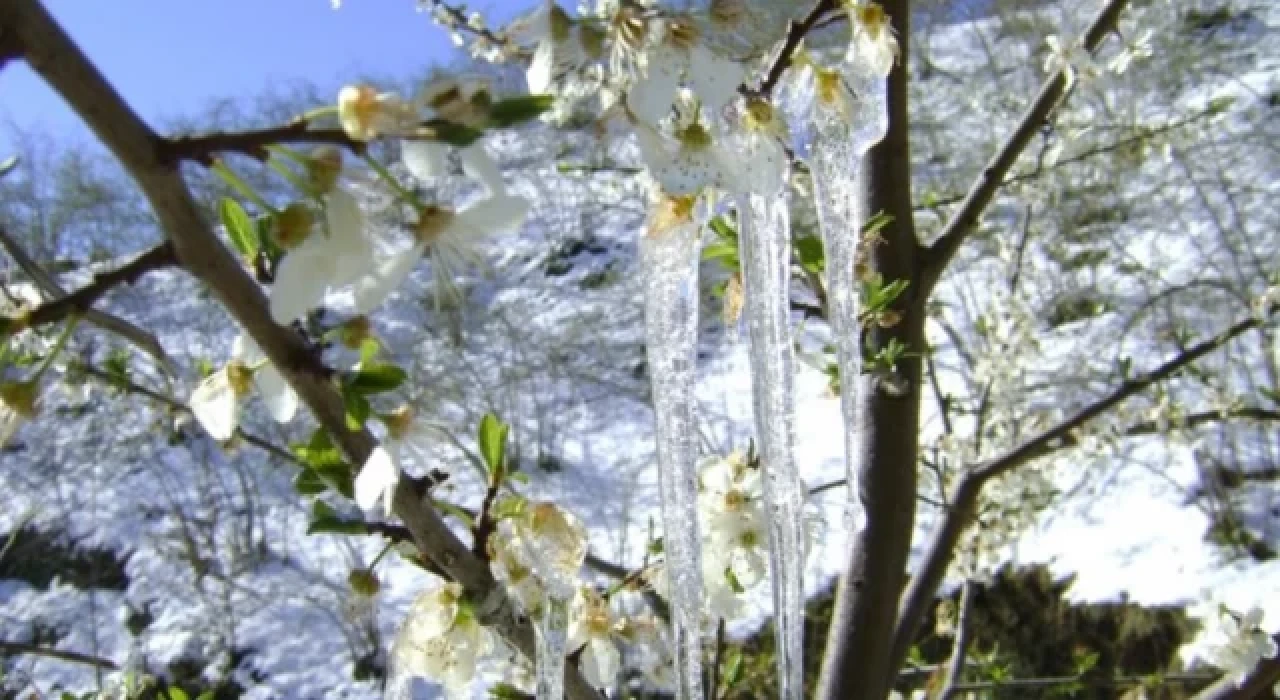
809 63 889 533
735 187 807 699
535 595 571 700
640 197 706 700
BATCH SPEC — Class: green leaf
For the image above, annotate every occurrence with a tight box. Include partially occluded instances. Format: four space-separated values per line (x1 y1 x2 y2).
793 234 825 273
488 683 531 700
861 210 894 237
486 94 556 127
709 215 738 242
424 119 484 147
218 197 259 258
343 388 371 431
166 688 190 700
197 692 216 700
478 412 508 475
292 443 348 473
345 363 407 395
307 512 368 536
701 242 739 264
294 469 328 495
1261 387 1280 406
0 155 18 179
358 337 381 364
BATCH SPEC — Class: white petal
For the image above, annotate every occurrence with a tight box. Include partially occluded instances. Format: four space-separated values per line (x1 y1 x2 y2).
460 142 506 196
650 146 726 196
355 446 400 514
402 140 450 181
452 195 530 240
527 39 558 95
353 244 427 314
254 366 298 424
627 51 682 125
270 243 334 324
582 638 621 689
325 188 370 258
688 45 746 113
189 371 238 441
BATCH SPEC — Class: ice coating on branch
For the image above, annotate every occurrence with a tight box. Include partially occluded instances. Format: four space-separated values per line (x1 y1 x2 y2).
640 197 706 700
535 595 571 700
734 189 807 699
808 54 890 532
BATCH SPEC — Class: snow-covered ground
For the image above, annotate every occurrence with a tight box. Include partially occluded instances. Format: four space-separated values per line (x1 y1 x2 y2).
3 0 1279 697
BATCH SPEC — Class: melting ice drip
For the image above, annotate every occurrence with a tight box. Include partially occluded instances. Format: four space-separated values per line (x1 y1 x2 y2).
535 595 571 700
810 62 890 533
735 187 808 700
641 219 706 700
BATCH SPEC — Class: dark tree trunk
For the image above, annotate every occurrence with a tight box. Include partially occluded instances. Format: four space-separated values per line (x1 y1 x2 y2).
815 1 926 698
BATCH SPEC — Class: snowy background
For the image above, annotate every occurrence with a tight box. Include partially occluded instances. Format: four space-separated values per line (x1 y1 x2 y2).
2 0 1279 697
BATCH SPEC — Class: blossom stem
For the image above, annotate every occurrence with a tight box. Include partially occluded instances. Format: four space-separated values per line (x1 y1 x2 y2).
369 540 394 569
212 159 276 214
360 152 420 208
30 312 80 384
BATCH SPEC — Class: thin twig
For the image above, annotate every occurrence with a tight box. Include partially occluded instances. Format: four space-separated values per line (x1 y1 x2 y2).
936 581 973 700
161 120 366 166
920 0 1131 295
0 641 120 670
0 223 177 377
888 304 1275 678
709 617 727 700
748 0 840 97
6 242 176 329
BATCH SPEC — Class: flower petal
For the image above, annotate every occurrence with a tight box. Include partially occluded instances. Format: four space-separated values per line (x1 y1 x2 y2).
355 446 400 514
527 39 558 95
402 140 450 181
270 242 334 324
460 142 506 196
255 365 298 424
452 195 530 241
627 50 683 126
189 370 238 441
353 244 427 314
582 637 621 689
688 44 746 113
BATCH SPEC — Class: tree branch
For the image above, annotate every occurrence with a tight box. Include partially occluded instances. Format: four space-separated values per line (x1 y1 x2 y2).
919 0 1130 295
6 242 176 329
0 640 120 670
937 581 973 700
161 120 366 166
0 222 177 377
887 305 1274 679
0 3 601 697
747 0 839 97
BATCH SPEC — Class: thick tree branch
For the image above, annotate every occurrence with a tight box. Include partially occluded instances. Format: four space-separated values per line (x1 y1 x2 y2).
0 640 120 670
0 3 601 697
0 222 177 377
748 0 839 97
888 306 1275 679
937 580 973 700
5 242 176 329
919 0 1130 295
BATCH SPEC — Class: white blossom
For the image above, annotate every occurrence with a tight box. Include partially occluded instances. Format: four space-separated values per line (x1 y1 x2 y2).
392 582 494 697
352 193 529 314
188 334 296 441
337 85 420 142
270 187 376 324
626 16 745 126
354 445 400 516
568 587 621 689
1181 598 1278 687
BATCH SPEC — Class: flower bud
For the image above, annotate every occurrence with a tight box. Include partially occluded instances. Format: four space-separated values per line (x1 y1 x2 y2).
548 4 572 43
578 22 605 59
306 146 343 195
0 380 39 418
273 202 315 250
348 568 382 597
383 404 414 442
225 361 254 398
338 315 372 350
710 0 746 26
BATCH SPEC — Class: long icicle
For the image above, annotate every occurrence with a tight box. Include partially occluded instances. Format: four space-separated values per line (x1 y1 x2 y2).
534 595 570 700
735 185 806 699
640 199 705 700
809 63 890 532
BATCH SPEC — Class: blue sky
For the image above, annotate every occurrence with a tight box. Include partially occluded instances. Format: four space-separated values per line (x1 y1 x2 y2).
0 0 528 149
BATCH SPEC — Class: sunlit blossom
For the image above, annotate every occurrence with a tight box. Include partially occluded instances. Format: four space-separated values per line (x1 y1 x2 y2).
270 187 376 324
337 84 420 142
188 334 296 441
626 15 745 126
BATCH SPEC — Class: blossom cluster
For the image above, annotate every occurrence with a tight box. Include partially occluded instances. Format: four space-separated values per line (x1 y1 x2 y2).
1180 595 1279 693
